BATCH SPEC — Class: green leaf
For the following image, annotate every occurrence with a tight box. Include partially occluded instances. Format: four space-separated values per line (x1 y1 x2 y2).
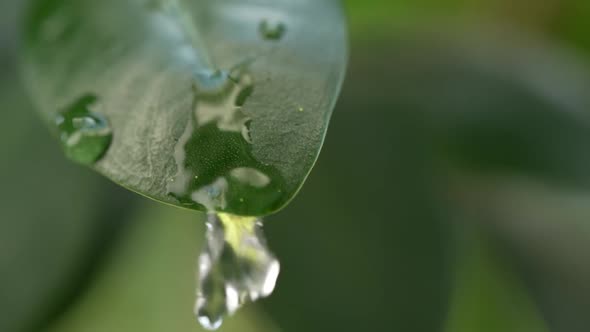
22 0 347 216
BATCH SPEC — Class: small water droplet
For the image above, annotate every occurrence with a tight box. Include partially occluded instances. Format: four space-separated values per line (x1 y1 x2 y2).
259 20 286 41
55 95 112 165
297 107 304 112
195 213 280 330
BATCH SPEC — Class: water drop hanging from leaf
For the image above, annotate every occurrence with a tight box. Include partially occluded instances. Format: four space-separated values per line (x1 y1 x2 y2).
22 0 347 329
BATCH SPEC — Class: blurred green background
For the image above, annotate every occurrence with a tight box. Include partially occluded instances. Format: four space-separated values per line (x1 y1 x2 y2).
3 0 590 331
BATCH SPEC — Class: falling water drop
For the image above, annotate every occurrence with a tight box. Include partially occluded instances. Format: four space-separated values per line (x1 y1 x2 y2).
55 94 113 165
195 213 280 330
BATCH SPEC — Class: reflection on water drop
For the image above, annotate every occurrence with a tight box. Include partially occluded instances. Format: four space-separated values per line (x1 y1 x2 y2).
195 69 233 93
235 85 254 107
55 95 112 165
230 168 271 188
195 213 280 330
191 178 228 211
259 20 287 41
241 119 253 144
197 314 223 331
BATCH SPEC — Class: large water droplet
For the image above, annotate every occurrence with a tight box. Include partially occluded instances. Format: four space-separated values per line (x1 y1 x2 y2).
55 95 112 165
259 20 287 41
195 213 280 330
167 67 287 216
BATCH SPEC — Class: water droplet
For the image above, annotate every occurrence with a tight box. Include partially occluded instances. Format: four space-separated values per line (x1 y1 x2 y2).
259 20 286 41
195 213 280 330
167 64 289 216
55 95 112 165
191 70 253 134
298 107 304 112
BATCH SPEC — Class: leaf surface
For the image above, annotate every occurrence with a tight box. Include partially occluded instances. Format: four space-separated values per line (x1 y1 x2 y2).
23 0 347 216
